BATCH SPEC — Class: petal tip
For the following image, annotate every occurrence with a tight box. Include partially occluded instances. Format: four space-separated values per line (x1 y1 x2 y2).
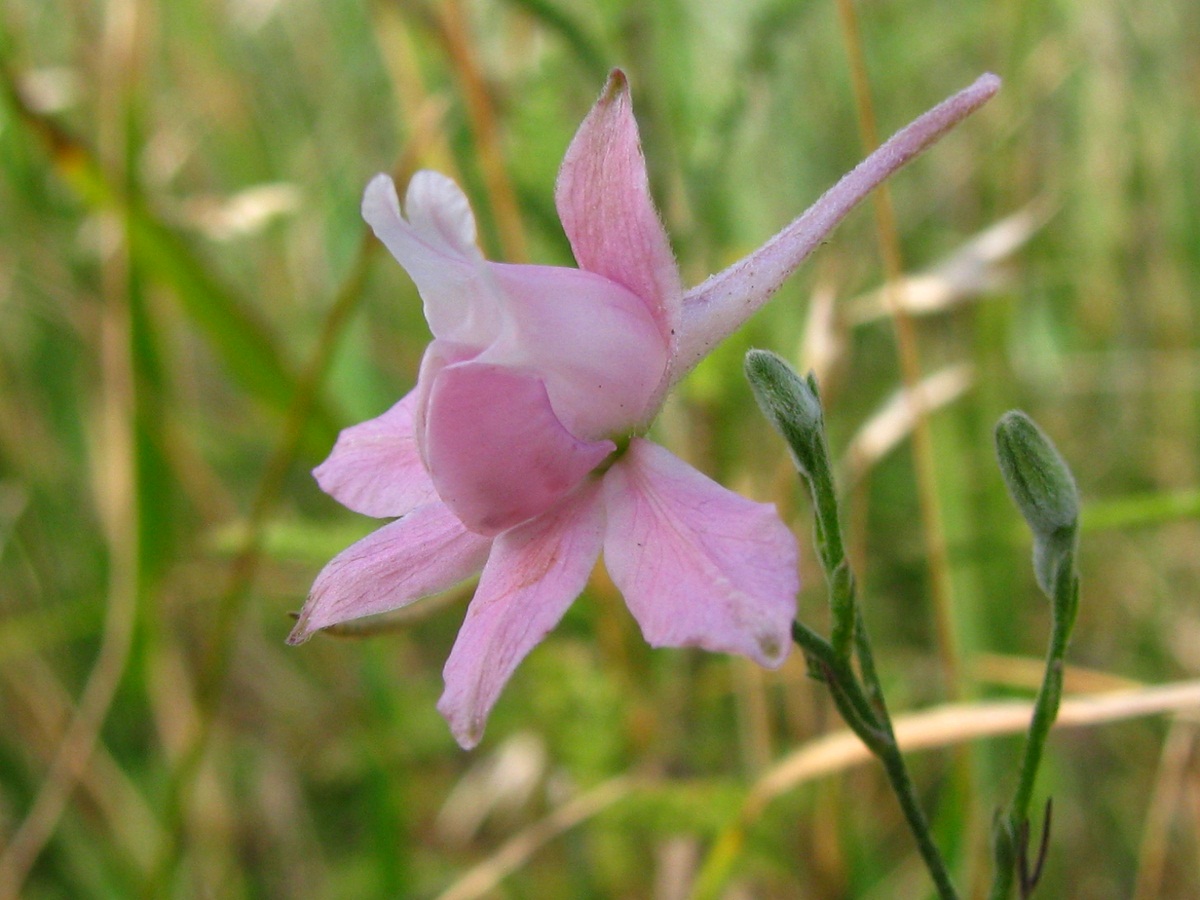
604 68 628 96
755 630 790 669
361 172 397 215
456 721 484 751
286 614 314 646
438 698 485 750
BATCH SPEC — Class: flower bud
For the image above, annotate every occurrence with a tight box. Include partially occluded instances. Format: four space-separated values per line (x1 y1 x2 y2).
744 350 826 483
994 411 1080 595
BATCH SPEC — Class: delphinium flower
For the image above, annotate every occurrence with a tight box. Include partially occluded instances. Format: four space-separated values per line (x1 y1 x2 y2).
289 69 1000 748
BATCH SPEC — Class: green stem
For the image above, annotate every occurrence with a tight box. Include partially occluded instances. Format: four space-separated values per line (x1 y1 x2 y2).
987 559 1079 899
876 733 961 900
799 413 855 660
791 622 889 751
853 604 890 728
747 355 959 897
790 622 960 900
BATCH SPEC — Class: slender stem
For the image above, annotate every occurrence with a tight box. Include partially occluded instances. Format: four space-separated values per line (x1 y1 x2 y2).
808 460 958 895
790 624 960 900
875 736 961 900
988 559 1079 899
853 604 891 729
791 622 888 750
823 669 891 756
1012 586 1073 816
793 380 856 660
755 358 960 898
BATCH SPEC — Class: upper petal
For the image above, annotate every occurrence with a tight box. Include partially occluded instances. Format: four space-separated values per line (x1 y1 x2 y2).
675 74 1001 378
423 361 615 536
362 172 505 346
438 480 605 748
313 389 437 518
555 69 682 351
481 262 669 437
602 438 798 667
287 501 492 643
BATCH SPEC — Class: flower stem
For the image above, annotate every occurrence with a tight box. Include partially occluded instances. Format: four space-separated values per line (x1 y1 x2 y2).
792 616 960 900
990 412 1082 898
988 558 1080 899
747 351 960 897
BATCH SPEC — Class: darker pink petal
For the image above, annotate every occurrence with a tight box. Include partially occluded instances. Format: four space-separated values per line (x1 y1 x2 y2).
287 501 492 643
556 69 682 350
438 481 605 748
313 389 436 518
602 438 798 667
423 362 615 536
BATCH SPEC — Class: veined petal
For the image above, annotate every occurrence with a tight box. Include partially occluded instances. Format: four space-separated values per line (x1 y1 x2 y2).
602 438 798 667
362 172 505 345
313 389 436 518
482 262 669 437
556 69 682 350
438 480 605 748
287 501 492 643
675 74 1001 378
424 362 615 536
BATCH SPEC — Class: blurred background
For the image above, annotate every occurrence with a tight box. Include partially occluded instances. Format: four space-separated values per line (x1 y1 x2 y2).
2 0 1199 896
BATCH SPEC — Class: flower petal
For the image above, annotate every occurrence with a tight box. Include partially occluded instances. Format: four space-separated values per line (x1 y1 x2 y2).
424 361 615 536
438 480 605 748
287 501 492 643
412 339 480 469
675 74 1001 378
602 438 798 667
481 262 668 437
555 69 682 350
362 172 505 345
313 389 437 518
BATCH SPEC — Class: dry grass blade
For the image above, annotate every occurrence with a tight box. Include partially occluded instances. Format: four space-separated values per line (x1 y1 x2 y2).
1131 721 1198 900
435 732 549 846
800 283 844 394
435 775 638 900
843 203 1051 325
750 679 1200 815
841 364 974 486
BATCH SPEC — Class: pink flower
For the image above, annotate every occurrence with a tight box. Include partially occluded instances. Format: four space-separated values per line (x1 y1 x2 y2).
289 70 1000 748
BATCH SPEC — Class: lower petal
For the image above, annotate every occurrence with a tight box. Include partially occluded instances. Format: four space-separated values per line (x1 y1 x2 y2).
424 362 615 536
602 438 798 667
438 480 605 748
313 389 436 518
288 501 492 643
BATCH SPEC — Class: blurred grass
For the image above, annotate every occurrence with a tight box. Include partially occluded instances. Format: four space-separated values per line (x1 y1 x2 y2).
1 0 1199 897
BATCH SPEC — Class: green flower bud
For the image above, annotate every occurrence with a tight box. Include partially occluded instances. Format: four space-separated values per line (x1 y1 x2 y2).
746 350 848 576
994 411 1080 596
744 349 825 483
